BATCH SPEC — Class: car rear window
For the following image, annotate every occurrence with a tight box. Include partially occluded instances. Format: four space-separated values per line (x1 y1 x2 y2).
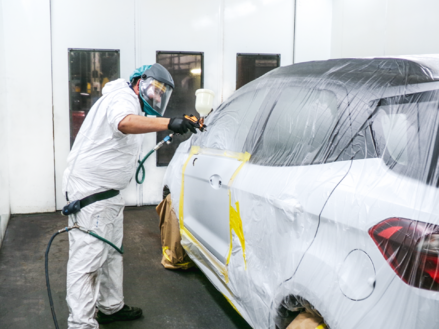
370 90 439 186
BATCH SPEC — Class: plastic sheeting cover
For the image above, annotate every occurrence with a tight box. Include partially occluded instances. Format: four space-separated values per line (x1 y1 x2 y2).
164 56 439 329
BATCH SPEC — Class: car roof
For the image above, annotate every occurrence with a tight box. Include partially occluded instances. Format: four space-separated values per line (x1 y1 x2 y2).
267 56 438 84
380 54 439 79
235 56 439 105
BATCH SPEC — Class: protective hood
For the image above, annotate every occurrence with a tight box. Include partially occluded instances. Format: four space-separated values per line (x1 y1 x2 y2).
102 78 131 95
130 64 174 117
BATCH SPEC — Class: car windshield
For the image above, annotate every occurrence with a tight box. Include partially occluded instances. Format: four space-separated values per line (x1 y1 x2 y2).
191 87 271 152
371 89 439 186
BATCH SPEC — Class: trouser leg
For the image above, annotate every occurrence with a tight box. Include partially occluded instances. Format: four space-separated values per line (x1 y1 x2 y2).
66 213 105 329
66 196 125 329
97 200 124 314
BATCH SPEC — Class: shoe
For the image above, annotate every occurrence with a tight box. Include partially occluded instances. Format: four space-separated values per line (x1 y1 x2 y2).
96 304 143 324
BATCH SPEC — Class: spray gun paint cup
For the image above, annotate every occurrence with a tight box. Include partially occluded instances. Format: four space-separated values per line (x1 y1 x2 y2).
195 89 215 118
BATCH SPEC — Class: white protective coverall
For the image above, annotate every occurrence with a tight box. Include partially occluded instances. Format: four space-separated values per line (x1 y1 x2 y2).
62 78 142 329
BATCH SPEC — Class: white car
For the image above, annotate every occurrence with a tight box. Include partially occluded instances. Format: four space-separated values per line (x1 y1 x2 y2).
164 56 439 329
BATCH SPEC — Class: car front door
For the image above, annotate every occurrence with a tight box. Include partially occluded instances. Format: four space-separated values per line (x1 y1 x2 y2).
181 87 271 267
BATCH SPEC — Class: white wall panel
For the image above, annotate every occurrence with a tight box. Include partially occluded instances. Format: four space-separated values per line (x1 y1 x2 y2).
386 0 439 56
0 0 10 245
51 0 136 209
330 0 344 59
136 0 223 205
331 0 439 58
223 0 294 99
4 0 299 213
2 0 438 216
52 0 296 207
331 0 387 58
3 0 55 214
294 0 332 63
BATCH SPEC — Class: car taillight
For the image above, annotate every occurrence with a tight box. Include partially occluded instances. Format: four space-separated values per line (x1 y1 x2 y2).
369 217 439 291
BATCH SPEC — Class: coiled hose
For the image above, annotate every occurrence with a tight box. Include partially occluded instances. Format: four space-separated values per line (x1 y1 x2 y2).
135 149 154 184
45 226 123 329
135 134 173 184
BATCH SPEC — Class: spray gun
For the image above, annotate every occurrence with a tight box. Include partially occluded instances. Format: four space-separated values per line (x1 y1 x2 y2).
135 89 215 184
151 114 206 153
195 89 215 127
152 113 207 152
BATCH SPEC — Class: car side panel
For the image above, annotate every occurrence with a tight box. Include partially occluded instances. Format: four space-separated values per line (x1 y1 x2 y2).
222 160 352 327
292 158 439 329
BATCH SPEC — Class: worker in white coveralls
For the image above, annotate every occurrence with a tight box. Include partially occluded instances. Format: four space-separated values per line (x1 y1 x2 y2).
62 64 202 328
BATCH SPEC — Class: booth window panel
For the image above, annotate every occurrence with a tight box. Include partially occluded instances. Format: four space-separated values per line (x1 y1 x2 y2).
156 51 204 166
68 49 120 147
236 53 280 90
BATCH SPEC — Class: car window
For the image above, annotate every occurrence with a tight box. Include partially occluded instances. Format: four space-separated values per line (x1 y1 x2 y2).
379 112 409 165
190 87 270 152
250 87 339 166
370 90 439 185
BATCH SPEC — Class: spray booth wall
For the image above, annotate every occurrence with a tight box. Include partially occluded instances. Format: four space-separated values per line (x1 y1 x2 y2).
331 0 439 58
2 0 439 234
294 0 333 64
0 0 55 252
0 0 10 247
51 0 297 210
0 0 303 221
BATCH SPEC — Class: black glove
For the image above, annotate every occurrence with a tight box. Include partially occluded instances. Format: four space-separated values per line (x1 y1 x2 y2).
168 116 199 134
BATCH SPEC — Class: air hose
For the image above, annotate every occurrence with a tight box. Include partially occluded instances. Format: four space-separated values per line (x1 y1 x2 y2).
45 224 124 329
135 134 173 184
135 149 154 184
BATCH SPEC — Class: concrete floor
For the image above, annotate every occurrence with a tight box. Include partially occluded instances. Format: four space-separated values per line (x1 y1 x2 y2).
0 206 252 329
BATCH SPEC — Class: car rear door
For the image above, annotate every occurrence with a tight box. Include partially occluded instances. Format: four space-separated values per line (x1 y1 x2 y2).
231 86 354 282
181 81 355 277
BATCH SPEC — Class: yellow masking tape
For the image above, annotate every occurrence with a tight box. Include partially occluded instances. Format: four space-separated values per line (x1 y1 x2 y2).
196 147 247 160
162 246 172 262
226 191 247 269
222 294 242 316
162 246 192 267
181 227 229 282
228 152 251 186
225 152 250 268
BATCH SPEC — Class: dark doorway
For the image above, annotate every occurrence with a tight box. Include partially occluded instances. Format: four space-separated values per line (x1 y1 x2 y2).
156 51 204 166
236 53 280 90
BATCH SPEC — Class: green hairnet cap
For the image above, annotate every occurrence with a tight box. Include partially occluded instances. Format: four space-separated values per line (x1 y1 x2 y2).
129 65 152 84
